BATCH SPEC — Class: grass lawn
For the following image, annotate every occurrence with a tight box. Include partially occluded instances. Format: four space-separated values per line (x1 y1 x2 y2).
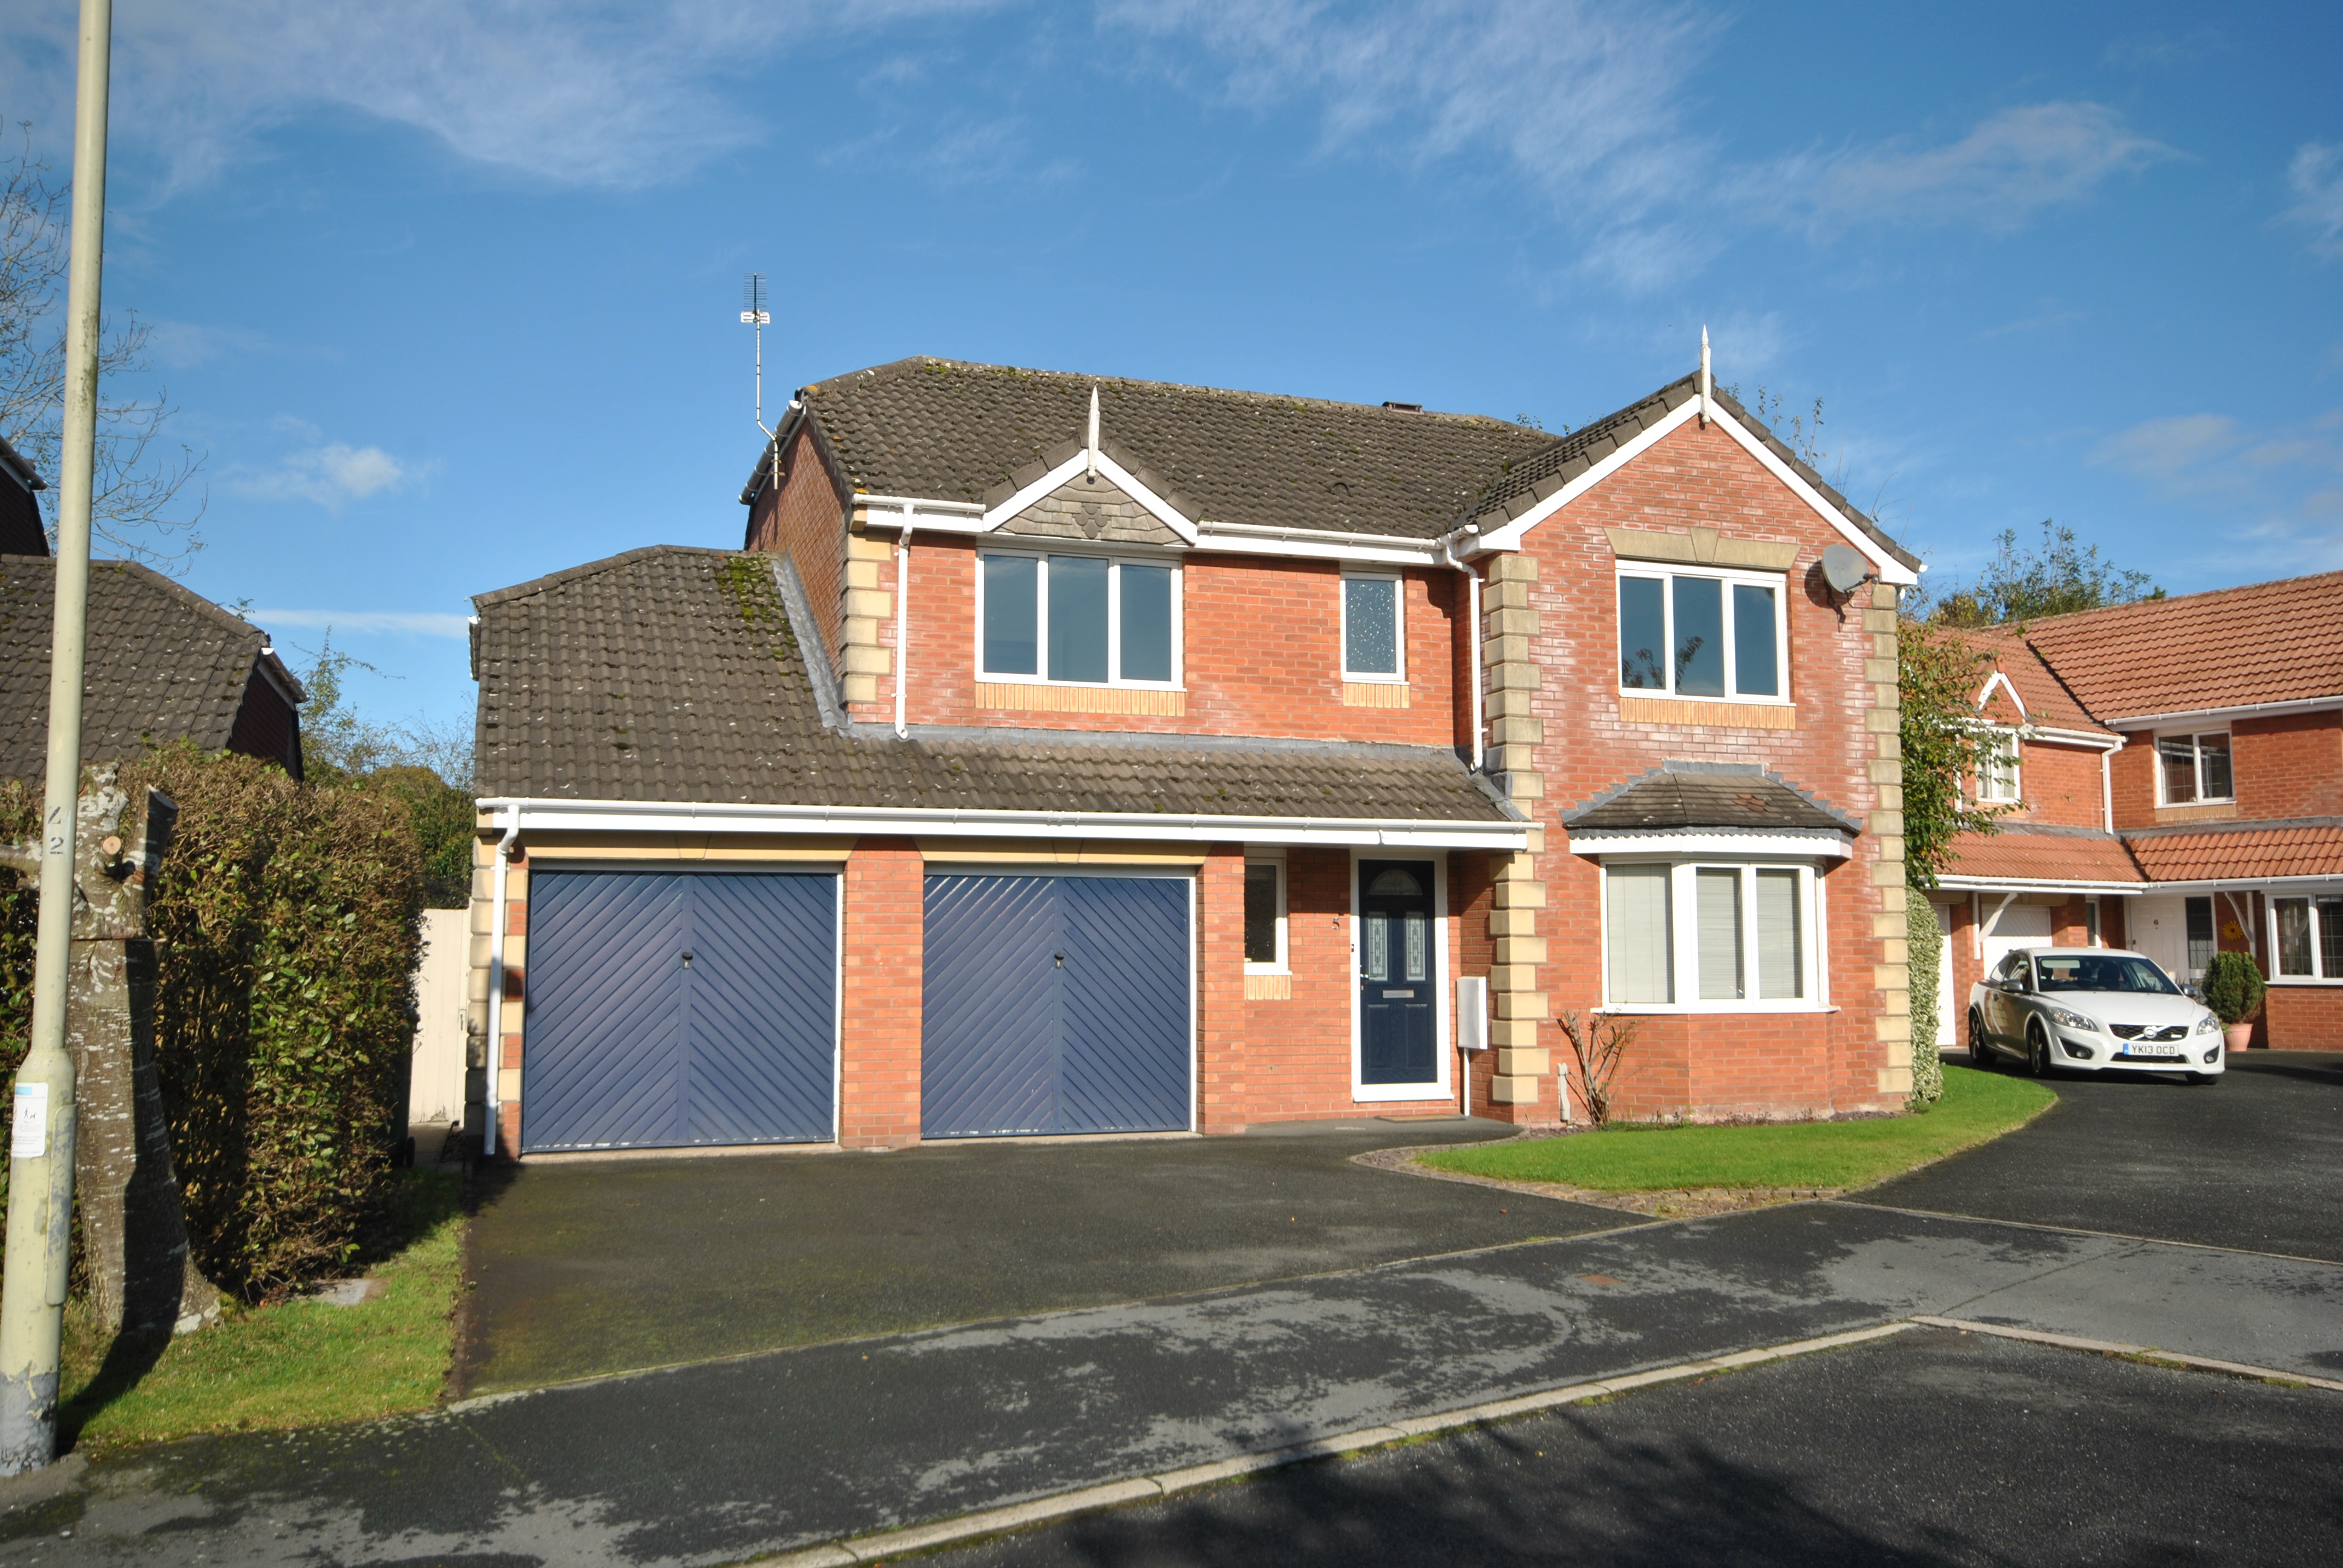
59 1169 466 1453
1422 1066 2055 1193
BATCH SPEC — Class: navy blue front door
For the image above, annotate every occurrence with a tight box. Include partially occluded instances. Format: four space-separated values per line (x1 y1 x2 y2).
522 869 837 1152
922 874 1191 1138
1359 860 1438 1086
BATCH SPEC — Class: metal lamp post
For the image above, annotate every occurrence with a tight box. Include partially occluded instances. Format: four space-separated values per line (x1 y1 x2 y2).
0 0 114 1477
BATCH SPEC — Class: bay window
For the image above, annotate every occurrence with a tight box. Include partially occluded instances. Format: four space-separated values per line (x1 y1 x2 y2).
2272 895 2343 980
1617 567 1786 702
1603 860 1820 1008
980 551 1179 686
2157 731 2232 804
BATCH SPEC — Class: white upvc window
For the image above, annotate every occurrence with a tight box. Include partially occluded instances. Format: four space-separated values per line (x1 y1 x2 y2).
1602 860 1824 1011
977 550 1182 687
1975 728 2022 803
1340 573 1405 682
1616 565 1789 704
2270 892 2343 982
2155 730 2233 805
1244 855 1288 973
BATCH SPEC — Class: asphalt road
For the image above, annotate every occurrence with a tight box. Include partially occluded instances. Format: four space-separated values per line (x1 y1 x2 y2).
934 1325 2343 1568
457 1117 1619 1393
1862 1051 2343 1261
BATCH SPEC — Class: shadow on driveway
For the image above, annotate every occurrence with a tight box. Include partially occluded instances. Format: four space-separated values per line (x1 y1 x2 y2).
456 1118 1623 1395
1858 1051 2343 1261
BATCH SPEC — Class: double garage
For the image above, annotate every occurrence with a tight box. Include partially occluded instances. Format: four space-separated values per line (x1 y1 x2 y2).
519 866 1194 1153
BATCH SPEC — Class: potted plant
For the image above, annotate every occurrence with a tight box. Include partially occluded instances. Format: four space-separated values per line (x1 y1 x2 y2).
2200 950 2266 1053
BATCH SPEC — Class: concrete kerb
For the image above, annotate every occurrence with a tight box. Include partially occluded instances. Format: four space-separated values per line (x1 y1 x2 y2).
747 1322 1920 1567
1910 1315 2343 1393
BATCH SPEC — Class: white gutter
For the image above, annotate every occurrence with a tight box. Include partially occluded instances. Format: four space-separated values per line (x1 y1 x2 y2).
2028 726 2122 750
474 796 1532 851
894 518 914 739
1568 829 1853 860
1936 876 2146 897
483 802 519 1160
2102 694 2343 730
1202 518 1447 552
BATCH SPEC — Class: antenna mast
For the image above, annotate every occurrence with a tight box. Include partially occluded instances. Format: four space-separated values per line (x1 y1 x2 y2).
741 273 778 497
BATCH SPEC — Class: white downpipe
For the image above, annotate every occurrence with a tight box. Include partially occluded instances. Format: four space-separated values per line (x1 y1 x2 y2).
1441 533 1484 770
483 802 519 1160
2101 740 2118 834
894 518 914 739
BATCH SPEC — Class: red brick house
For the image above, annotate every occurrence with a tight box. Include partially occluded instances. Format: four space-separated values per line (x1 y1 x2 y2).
1928 573 2343 1051
466 357 1921 1157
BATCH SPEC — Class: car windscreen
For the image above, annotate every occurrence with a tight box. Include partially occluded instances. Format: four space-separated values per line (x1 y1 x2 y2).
2033 955 2181 995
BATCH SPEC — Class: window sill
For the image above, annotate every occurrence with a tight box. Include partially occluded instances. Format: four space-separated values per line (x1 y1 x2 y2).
2266 977 2343 987
1618 694 1795 730
2153 800 2239 822
1601 1003 1839 1015
1342 681 1411 709
975 681 1185 716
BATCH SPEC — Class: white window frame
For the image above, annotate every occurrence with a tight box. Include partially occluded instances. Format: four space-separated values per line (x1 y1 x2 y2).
1598 858 1829 1013
974 547 1184 689
2266 887 2343 984
1974 727 2022 805
1614 564 1792 706
1348 848 1452 1103
2154 728 2235 806
1339 572 1407 683
1243 852 1288 975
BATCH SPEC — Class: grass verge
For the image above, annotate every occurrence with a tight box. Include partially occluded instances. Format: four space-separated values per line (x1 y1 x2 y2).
1421 1066 2054 1192
59 1169 465 1452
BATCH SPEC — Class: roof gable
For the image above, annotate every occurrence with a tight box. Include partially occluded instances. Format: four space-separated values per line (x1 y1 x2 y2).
764 356 1555 541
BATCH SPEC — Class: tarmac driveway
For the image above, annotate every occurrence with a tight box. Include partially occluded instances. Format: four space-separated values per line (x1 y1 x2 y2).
1860 1051 2343 1261
457 1118 1623 1395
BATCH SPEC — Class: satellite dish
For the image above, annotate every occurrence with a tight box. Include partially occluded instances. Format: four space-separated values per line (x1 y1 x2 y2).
1820 544 1871 595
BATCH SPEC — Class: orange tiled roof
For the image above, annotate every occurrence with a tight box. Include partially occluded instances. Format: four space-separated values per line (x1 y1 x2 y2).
1955 628 2113 734
2124 825 2343 883
1942 829 2143 884
2020 570 2343 722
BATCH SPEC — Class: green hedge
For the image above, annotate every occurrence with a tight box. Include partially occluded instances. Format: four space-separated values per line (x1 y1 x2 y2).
2 748 425 1299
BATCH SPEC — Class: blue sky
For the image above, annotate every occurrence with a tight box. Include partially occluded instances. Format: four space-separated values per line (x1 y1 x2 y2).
4 1 2338 742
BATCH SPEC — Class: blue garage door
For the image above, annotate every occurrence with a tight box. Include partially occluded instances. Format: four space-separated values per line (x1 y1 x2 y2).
523 869 837 1152
922 874 1191 1138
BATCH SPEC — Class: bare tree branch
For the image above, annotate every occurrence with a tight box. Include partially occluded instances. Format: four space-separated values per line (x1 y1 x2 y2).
0 122 205 569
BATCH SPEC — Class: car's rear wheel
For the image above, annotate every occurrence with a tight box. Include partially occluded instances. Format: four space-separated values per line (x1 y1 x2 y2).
1968 1010 1996 1068
2026 1020 2051 1077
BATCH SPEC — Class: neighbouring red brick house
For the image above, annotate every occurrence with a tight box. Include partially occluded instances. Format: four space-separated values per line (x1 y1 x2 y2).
466 356 1922 1157
1928 573 2343 1051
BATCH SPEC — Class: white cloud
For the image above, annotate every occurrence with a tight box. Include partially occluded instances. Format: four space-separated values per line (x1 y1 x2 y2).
2282 142 2343 261
227 438 413 508
0 1 1000 190
2091 410 2343 561
249 608 472 639
1104 0 1720 287
1754 103 2174 238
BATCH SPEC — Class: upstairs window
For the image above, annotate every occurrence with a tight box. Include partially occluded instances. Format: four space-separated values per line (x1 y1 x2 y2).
1342 575 1403 681
2157 731 2232 804
980 552 1178 687
1617 567 1785 702
1975 730 2021 804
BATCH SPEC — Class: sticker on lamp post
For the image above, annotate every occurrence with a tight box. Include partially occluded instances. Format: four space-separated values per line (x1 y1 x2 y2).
10 1083 47 1159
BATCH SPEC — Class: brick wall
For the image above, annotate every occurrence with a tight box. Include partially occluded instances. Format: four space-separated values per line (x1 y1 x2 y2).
1512 416 1904 1120
1196 846 1249 1132
2008 740 2105 828
2264 984 2343 1050
746 427 847 659
2235 710 2343 820
877 537 1467 742
839 837 924 1148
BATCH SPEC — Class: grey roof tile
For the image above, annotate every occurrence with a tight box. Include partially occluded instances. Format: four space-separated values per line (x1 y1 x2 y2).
1562 761 1860 834
472 546 1512 823
0 555 303 783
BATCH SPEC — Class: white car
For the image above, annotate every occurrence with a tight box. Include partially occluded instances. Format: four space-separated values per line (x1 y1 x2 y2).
1968 946 2225 1083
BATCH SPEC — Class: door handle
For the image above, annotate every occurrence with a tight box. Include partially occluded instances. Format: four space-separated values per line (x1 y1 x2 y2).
1054 952 1066 967
680 951 693 969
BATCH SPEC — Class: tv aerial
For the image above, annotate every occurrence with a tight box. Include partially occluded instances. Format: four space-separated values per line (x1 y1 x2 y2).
743 273 778 495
